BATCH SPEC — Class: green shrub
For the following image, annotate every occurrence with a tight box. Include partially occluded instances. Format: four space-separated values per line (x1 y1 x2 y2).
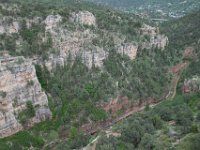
0 131 44 150
0 91 7 98
18 101 35 125
90 109 107 121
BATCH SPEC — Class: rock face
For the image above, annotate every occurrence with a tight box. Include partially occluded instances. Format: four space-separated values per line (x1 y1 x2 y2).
0 16 44 35
71 11 96 26
45 15 62 30
43 14 105 69
140 24 168 50
26 17 43 29
151 34 168 49
118 43 138 60
81 48 108 68
0 57 52 138
0 13 169 71
0 17 20 34
182 76 200 93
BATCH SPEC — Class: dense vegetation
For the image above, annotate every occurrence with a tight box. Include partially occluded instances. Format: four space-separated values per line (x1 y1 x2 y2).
0 131 44 150
0 0 148 57
96 41 200 148
160 10 200 64
0 0 200 150
86 0 200 19
96 93 200 150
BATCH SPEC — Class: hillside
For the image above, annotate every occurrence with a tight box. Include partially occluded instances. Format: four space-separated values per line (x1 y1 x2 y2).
86 0 200 19
0 0 199 150
0 0 171 149
159 10 200 65
92 10 200 150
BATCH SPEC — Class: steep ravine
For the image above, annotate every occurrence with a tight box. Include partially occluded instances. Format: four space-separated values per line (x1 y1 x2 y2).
0 3 169 139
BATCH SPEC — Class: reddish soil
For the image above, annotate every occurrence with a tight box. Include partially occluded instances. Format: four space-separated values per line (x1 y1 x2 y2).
171 62 188 75
97 96 130 114
78 98 164 136
85 63 189 136
59 47 192 140
183 47 194 59
59 66 185 140
43 47 195 150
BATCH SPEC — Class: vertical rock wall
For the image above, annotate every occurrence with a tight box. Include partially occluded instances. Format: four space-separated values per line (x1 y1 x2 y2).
0 57 52 138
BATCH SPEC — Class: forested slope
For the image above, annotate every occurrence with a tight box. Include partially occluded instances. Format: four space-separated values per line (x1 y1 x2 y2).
86 0 200 18
94 10 200 150
0 0 199 149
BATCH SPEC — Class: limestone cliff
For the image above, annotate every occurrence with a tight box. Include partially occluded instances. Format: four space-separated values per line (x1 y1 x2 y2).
182 76 200 93
0 17 20 34
70 11 96 26
0 57 52 138
44 13 105 69
140 24 168 50
118 43 138 60
42 14 169 69
0 2 171 139
0 11 169 70
45 15 62 30
43 13 140 69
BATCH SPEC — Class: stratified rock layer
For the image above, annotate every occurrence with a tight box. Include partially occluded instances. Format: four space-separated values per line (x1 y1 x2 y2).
0 56 52 138
0 17 20 34
118 43 138 60
71 11 96 26
140 24 168 50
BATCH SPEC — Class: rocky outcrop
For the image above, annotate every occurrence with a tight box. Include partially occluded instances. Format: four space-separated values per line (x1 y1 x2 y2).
140 24 158 35
81 48 108 68
44 55 65 71
0 16 44 34
0 56 52 138
118 43 138 60
70 11 96 26
43 14 105 69
0 13 168 71
0 14 168 70
45 15 62 30
0 17 20 34
182 76 200 93
26 17 43 29
140 24 168 50
150 34 168 49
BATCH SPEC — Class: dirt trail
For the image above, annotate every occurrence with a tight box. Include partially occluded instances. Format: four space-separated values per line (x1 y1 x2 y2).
59 61 189 140
79 62 190 136
41 48 194 150
169 62 189 99
169 47 194 99
83 60 190 150
78 100 163 136
60 48 194 144
58 62 188 143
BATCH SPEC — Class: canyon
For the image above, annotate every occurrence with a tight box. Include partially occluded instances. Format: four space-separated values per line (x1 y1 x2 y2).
0 8 169 138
